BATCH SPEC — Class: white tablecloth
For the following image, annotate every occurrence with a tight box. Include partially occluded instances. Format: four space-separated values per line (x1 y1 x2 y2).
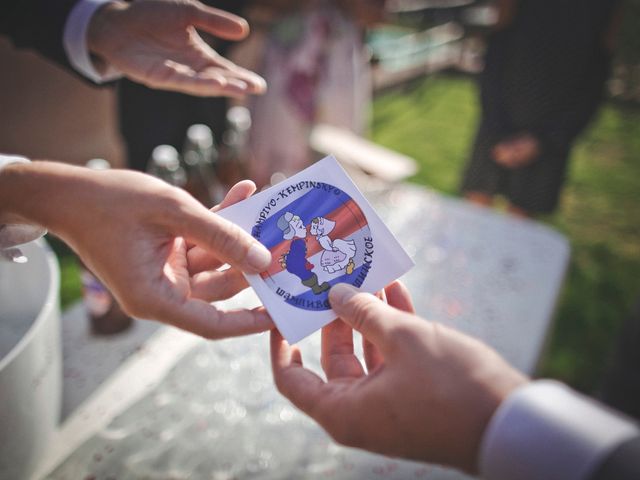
38 185 569 480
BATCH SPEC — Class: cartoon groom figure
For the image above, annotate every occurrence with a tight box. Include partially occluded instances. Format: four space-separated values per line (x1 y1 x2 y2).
277 212 330 295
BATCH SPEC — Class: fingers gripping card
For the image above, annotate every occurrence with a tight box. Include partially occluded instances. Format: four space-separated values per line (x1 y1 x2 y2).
217 156 414 344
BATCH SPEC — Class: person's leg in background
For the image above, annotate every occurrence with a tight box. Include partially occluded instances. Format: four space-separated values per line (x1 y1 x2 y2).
504 148 570 219
461 121 504 211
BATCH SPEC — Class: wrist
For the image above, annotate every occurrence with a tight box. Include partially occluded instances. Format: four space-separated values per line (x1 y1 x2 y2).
0 161 37 225
86 1 129 60
0 160 51 254
0 162 86 235
464 366 528 473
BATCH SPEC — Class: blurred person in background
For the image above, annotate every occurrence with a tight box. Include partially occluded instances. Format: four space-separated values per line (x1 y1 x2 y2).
245 0 385 188
272 281 640 480
458 0 640 432
461 0 621 217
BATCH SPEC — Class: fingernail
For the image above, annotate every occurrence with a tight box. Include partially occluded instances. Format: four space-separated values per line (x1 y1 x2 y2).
252 75 267 92
246 242 271 271
329 283 358 307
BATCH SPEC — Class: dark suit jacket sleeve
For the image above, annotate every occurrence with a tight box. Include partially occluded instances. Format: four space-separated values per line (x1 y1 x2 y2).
0 0 80 72
591 436 640 480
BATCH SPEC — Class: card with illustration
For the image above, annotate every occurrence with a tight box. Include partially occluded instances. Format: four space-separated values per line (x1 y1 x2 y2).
217 156 414 344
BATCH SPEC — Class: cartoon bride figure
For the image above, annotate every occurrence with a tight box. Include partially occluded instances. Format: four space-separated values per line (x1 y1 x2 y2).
309 216 356 275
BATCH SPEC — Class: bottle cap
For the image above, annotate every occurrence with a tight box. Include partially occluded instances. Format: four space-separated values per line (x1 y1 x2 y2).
151 145 180 170
270 171 287 185
226 106 251 131
186 124 214 149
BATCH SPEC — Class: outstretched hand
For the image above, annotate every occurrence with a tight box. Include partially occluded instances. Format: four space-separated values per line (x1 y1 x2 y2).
76 173 273 339
271 281 527 474
87 0 266 97
1 162 272 339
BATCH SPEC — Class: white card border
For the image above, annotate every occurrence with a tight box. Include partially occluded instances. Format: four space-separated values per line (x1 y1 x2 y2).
217 156 414 344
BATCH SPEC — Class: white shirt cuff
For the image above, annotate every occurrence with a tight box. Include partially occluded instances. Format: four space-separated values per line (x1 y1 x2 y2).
62 0 123 83
479 380 640 480
0 156 48 259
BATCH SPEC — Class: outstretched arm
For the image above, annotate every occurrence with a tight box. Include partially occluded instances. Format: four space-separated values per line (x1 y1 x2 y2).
86 0 266 97
271 281 524 473
1 0 266 98
271 282 640 478
0 160 272 339
318 235 334 251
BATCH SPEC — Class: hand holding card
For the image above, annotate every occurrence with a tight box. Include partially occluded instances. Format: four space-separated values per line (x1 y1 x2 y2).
217 156 414 343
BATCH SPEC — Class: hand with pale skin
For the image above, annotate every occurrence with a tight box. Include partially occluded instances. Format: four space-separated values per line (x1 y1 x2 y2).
87 0 267 97
0 162 272 339
271 281 528 474
492 132 541 169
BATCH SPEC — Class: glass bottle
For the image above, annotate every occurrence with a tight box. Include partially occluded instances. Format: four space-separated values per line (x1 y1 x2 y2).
218 106 252 187
147 145 187 188
182 124 224 206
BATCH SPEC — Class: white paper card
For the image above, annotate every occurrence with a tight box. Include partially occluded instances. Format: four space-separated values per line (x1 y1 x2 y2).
217 156 414 344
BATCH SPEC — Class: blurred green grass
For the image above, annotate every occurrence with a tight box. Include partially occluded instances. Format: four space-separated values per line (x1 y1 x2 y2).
54 73 640 394
371 74 640 393
48 236 82 310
